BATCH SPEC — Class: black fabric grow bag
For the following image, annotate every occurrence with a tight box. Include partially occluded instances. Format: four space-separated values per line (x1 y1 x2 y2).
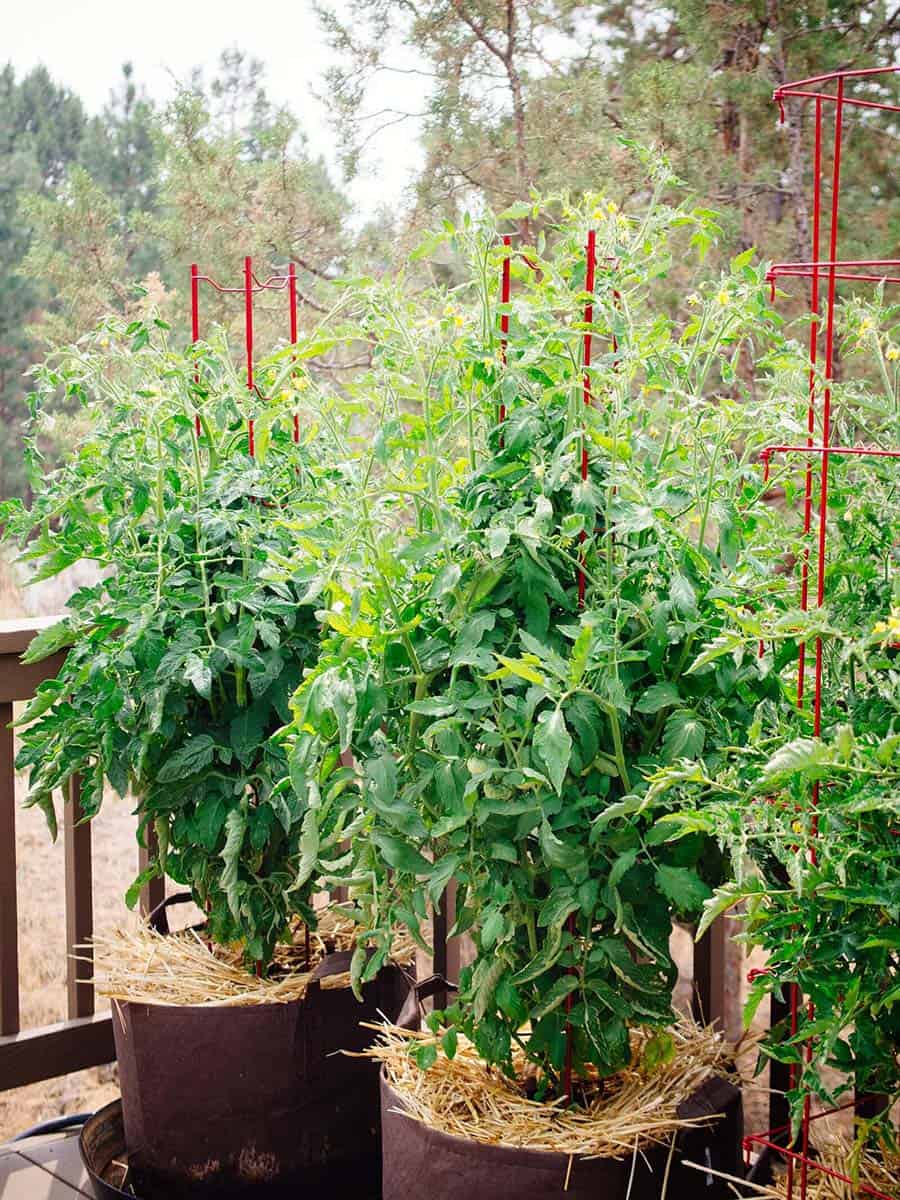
381 1067 744 1200
111 947 413 1197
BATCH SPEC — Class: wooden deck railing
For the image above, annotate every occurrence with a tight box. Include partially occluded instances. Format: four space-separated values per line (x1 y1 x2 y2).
0 616 728 1098
0 618 164 1091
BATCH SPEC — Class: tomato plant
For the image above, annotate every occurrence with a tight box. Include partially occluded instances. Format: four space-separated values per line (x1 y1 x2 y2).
2 319 356 967
284 176 797 1092
653 289 899 1140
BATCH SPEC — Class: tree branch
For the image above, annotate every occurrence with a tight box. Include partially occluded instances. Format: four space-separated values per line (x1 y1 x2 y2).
449 0 508 64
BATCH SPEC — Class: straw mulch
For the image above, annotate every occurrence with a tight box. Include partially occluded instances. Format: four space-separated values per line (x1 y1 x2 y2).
365 1015 734 1160
91 908 416 1008
687 1123 900 1200
768 1128 900 1200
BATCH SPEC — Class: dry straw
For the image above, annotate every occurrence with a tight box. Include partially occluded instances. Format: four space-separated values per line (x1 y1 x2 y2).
682 1123 900 1200
91 908 416 1008
769 1126 899 1200
365 1016 733 1160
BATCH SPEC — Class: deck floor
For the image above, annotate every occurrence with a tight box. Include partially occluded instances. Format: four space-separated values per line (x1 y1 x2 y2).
0 1129 91 1197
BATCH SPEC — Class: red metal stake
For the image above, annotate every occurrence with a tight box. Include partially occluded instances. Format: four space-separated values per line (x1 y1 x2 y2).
564 228 597 1107
289 262 300 445
500 235 511 417
576 229 597 608
288 262 298 346
244 255 255 457
190 263 202 437
796 97 823 708
800 74 843 1200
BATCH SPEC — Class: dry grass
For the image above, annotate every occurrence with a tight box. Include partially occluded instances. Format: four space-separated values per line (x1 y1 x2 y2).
366 1016 733 1161
712 1122 900 1200
768 1125 900 1200
92 912 416 1008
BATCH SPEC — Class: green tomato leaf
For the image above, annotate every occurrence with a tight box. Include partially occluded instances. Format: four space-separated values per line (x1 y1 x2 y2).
533 974 579 1021
670 573 697 616
194 795 227 851
220 806 247 920
635 682 680 714
20 619 76 665
534 708 572 795
229 703 268 767
762 738 833 781
293 807 320 891
157 734 216 782
608 849 639 888
124 864 161 911
371 832 432 876
480 908 506 950
655 864 712 913
661 710 706 762
366 754 427 837
539 820 586 875
184 653 213 699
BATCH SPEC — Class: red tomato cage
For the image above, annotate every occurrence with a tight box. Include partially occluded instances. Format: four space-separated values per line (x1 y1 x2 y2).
189 257 302 453
748 64 900 1200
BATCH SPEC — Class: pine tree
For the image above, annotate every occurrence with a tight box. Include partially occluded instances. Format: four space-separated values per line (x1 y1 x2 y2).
0 64 86 496
317 0 900 265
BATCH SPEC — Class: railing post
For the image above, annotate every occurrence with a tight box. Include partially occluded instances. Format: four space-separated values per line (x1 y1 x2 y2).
138 823 165 917
692 917 727 1030
65 773 94 1019
0 701 19 1036
769 992 791 1136
432 883 460 1008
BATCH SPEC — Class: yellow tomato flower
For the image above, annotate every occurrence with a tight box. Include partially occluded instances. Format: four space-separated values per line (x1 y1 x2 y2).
687 293 701 307
716 290 730 306
886 345 899 362
873 612 900 638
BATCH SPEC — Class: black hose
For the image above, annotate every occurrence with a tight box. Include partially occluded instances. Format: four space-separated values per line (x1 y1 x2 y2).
12 1112 91 1141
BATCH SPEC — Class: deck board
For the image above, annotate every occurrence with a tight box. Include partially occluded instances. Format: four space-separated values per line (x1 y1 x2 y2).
0 1131 91 1197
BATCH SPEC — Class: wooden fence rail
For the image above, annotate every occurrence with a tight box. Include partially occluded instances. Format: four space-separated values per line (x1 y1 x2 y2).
0 617 728 1098
0 618 164 1091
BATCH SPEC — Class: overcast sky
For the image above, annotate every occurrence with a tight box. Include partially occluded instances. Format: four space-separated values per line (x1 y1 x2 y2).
6 0 423 213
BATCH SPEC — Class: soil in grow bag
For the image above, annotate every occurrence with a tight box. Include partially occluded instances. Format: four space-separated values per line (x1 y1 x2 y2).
110 945 414 1198
380 1071 744 1200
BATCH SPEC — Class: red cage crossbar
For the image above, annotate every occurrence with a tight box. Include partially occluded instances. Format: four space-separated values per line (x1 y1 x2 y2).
768 261 900 296
190 256 302 451
774 64 900 121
